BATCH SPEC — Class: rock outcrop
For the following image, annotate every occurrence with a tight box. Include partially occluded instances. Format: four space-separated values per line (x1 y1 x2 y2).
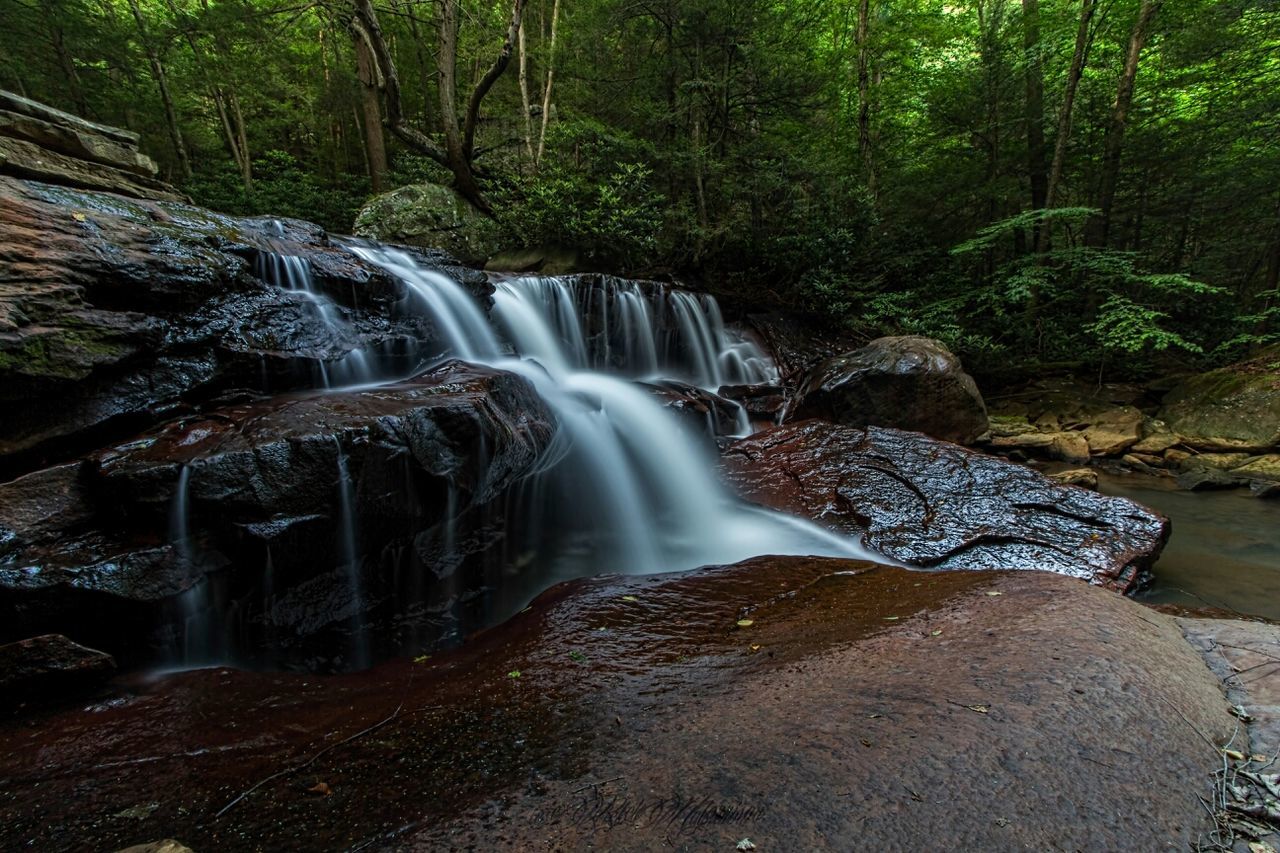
0 175 484 474
1159 346 1280 452
0 633 115 706
0 557 1239 851
789 335 989 445
0 362 557 668
722 420 1169 591
354 182 501 264
0 90 183 201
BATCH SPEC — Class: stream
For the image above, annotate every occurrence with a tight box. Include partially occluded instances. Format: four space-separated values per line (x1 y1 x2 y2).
1099 473 1280 620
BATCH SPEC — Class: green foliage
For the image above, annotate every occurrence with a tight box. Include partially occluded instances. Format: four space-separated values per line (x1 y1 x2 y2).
494 121 664 265
186 151 370 233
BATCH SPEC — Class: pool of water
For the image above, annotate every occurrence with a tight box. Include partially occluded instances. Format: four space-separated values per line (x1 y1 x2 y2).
1097 473 1280 620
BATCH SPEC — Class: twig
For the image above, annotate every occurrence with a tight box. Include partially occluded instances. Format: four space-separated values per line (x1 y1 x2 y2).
214 702 404 819
573 775 625 793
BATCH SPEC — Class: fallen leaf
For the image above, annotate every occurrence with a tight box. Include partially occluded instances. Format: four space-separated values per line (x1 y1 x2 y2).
860 738 872 747
508 670 522 679
930 629 943 636
883 616 899 621
869 713 883 719
736 840 756 852
1252 754 1268 763
413 654 430 664
72 212 86 222
966 704 990 714
995 817 1009 828
1224 748 1247 761
1249 842 1276 853
621 595 638 602
985 591 1003 597
736 619 754 628
749 644 761 652
308 782 332 796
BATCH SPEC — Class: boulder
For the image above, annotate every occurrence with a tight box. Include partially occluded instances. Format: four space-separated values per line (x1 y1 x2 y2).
0 175 484 474
718 383 786 421
485 244 582 275
722 420 1169 591
1049 468 1098 489
354 182 501 264
789 335 989 445
0 362 558 667
1159 347 1280 452
0 633 115 704
1081 406 1143 455
641 380 746 437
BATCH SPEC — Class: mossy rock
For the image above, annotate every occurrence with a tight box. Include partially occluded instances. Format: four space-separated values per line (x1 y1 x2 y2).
1159 347 1280 452
353 183 501 265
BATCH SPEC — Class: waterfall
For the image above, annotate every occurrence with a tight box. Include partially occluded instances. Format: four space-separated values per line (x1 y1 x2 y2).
254 250 374 388
168 464 220 666
348 244 872 611
332 437 370 669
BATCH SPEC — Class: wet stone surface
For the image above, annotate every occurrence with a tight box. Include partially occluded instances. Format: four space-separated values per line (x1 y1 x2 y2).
722 420 1170 591
0 557 1237 851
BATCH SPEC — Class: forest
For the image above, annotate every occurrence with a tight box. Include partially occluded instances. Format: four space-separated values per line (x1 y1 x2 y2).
3 0 1277 379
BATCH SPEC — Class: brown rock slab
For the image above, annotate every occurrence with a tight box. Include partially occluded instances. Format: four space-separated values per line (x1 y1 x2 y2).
0 559 1235 850
0 633 115 705
722 420 1169 590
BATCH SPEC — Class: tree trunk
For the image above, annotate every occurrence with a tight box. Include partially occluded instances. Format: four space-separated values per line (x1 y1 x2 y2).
352 26 388 192
856 0 875 198
535 0 561 168
1090 0 1161 247
1037 0 1096 252
41 0 89 116
166 0 252 189
518 16 534 163
1022 0 1047 217
126 0 191 179
461 0 527 160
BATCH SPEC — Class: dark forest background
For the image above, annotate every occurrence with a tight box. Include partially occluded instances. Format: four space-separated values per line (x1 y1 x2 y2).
2 0 1277 377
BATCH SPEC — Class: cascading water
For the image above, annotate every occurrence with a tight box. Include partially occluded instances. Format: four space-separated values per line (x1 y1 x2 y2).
348 244 873 614
254 248 374 389
332 437 370 669
168 464 221 666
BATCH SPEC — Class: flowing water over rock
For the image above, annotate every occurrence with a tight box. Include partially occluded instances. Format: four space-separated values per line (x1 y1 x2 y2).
346 244 865 619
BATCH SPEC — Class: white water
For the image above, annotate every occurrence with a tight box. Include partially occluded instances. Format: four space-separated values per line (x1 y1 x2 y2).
332 437 370 668
347 244 871 591
254 250 375 388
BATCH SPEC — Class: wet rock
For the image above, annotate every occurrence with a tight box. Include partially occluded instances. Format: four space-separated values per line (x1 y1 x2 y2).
0 558 1236 851
1049 431 1091 463
722 420 1168 590
354 182 501 264
0 91 181 201
718 383 786 421
641 380 745 437
790 336 989 445
0 362 558 666
0 633 115 705
1159 347 1280 452
1175 468 1241 491
1081 406 1143 455
1049 468 1098 489
0 176 481 473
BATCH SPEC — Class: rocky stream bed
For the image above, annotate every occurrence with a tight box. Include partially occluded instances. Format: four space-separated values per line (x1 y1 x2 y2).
2 105 1280 852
